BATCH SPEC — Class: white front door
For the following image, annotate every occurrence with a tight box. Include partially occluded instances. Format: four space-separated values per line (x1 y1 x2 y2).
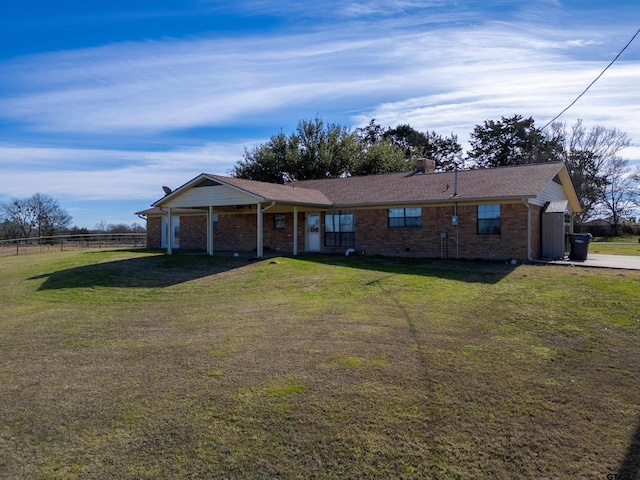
161 216 180 249
306 214 321 252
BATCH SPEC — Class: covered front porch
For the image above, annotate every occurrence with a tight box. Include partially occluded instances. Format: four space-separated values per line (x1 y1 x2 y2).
151 174 332 258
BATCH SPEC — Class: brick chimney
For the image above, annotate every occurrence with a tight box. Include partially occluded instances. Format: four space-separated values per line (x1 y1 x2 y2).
415 158 436 174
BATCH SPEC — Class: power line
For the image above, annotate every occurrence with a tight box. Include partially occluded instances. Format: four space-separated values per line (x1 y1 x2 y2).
542 27 640 130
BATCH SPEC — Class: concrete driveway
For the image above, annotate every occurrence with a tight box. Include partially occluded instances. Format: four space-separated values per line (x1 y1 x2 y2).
542 254 640 271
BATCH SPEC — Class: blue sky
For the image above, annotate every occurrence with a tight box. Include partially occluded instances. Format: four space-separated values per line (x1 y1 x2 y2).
1 0 639 229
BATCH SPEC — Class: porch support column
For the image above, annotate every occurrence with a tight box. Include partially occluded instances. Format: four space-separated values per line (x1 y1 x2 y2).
167 207 173 255
256 203 263 258
207 206 214 255
293 206 298 256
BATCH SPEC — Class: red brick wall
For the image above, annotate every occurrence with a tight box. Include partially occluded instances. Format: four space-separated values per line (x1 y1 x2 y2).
145 212 307 253
212 212 306 254
181 215 207 250
454 203 528 260
147 216 162 248
345 203 534 260
212 214 256 251
145 204 538 260
262 212 305 254
530 205 542 259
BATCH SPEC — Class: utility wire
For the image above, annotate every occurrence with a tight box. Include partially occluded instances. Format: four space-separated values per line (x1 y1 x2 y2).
542 27 640 130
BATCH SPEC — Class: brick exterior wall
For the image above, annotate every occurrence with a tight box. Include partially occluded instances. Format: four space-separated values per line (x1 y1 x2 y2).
453 203 528 260
213 214 256 252
181 215 207 250
530 205 543 259
262 212 306 254
212 212 306 254
145 203 542 260
332 203 538 260
147 216 162 248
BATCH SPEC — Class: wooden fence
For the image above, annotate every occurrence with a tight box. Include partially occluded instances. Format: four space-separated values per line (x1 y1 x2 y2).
0 233 147 257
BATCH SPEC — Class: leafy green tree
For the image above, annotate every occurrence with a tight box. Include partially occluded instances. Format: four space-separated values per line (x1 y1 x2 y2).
349 120 410 175
232 117 360 183
352 137 411 176
232 116 469 182
232 117 469 182
467 115 561 168
291 117 359 180
384 124 464 171
233 132 296 184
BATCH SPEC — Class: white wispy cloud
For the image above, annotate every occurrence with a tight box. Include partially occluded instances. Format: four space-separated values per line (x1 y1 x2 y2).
1 1 638 227
3 19 633 138
0 142 247 200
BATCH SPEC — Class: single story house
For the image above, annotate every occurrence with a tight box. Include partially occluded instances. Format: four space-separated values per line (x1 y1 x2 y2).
136 160 581 261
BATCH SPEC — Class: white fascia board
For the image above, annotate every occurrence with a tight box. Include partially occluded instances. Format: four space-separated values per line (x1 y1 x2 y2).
153 173 265 207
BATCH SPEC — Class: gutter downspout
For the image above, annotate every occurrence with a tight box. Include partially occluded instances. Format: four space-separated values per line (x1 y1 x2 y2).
454 168 459 259
261 201 276 213
522 198 532 261
293 206 298 256
454 202 459 259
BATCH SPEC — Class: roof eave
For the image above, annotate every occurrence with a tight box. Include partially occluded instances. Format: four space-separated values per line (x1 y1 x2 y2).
330 194 538 209
152 173 266 207
555 165 583 213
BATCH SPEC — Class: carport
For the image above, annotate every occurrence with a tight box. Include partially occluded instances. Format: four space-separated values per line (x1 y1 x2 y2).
151 174 332 257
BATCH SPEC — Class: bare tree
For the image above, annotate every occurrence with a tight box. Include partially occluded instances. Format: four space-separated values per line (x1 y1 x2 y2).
0 199 38 238
94 220 109 233
0 193 72 239
550 120 632 223
30 193 73 237
596 159 640 236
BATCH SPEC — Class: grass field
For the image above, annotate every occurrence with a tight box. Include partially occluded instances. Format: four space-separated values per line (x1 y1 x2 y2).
592 235 640 243
1 250 639 479
590 236 640 256
589 243 640 256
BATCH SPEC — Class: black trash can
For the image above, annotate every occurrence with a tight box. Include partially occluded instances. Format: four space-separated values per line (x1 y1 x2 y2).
568 233 591 261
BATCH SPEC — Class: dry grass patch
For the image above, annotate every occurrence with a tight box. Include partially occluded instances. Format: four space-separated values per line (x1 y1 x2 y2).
0 251 639 478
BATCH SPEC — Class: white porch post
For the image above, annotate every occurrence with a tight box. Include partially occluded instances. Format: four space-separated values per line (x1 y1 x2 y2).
256 203 263 257
167 207 173 255
207 206 213 255
293 206 298 256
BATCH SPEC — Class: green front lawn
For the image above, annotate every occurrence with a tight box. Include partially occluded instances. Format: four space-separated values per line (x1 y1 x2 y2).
592 235 640 243
1 250 639 478
589 242 640 256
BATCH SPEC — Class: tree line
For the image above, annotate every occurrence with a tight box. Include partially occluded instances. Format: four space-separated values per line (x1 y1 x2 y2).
232 115 639 233
0 193 145 240
2 114 637 239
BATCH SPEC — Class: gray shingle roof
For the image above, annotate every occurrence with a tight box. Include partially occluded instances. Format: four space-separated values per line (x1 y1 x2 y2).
296 162 567 206
207 174 333 205
148 162 578 212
